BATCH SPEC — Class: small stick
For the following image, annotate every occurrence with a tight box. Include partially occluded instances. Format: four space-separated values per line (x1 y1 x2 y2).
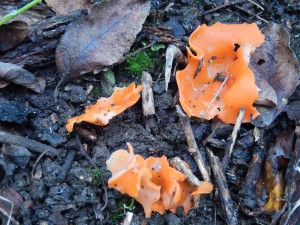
57 149 77 181
141 71 155 117
75 136 97 169
176 105 211 182
171 157 201 186
206 148 238 225
0 196 18 225
246 0 264 10
222 107 246 171
0 130 58 156
240 146 265 210
199 0 244 16
164 45 186 91
31 150 50 180
203 75 229 117
235 5 269 23
121 212 133 225
125 39 158 59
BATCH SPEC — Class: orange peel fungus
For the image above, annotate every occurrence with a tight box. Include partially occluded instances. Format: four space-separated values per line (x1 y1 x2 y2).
66 83 143 132
106 143 213 218
176 22 265 124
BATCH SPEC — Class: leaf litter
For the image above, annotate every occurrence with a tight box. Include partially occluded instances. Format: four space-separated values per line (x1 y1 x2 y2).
0 62 45 93
250 23 300 127
45 0 92 15
55 0 151 87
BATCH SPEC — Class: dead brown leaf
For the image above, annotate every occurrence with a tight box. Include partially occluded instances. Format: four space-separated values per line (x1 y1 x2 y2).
0 8 32 52
250 23 300 127
56 0 151 86
0 62 45 93
263 131 294 212
45 0 92 15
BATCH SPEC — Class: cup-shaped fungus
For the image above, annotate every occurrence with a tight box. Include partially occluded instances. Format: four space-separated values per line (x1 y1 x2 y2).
66 83 143 132
176 23 265 124
106 143 213 218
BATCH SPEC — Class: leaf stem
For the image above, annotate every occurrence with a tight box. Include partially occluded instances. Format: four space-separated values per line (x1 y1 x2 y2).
0 0 42 26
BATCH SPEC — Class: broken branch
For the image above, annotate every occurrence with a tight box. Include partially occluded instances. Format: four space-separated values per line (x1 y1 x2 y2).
0 130 58 156
176 105 211 182
222 107 246 171
206 147 238 225
171 157 201 186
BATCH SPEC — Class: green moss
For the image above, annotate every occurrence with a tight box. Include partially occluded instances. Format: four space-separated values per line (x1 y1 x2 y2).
126 50 154 77
87 167 110 186
110 198 135 223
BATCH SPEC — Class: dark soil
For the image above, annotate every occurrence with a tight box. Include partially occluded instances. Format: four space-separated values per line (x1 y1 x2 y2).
0 0 299 225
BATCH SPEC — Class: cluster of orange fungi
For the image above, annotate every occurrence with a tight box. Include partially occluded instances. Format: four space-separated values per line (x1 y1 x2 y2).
66 22 265 218
106 143 213 218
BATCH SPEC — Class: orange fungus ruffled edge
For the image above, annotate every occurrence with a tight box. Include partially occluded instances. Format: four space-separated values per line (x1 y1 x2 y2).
176 22 265 124
66 83 143 132
106 143 213 218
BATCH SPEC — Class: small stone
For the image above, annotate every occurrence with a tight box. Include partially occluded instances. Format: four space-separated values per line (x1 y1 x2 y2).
2 145 32 168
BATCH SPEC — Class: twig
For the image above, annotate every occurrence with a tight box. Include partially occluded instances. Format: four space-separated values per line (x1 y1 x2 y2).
164 45 186 91
141 71 155 117
31 150 50 180
203 75 229 118
57 149 77 181
75 136 97 169
222 107 246 171
121 212 133 225
125 39 158 59
0 130 58 156
240 145 265 212
206 148 238 225
176 105 211 182
0 0 41 26
246 0 264 10
202 119 222 145
171 157 201 186
0 196 18 225
199 0 244 16
235 5 269 23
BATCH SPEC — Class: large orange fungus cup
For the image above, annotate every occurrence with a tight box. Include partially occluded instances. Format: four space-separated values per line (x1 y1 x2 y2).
176 22 265 124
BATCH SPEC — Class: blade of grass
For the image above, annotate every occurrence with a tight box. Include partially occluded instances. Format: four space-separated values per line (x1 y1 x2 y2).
0 0 42 26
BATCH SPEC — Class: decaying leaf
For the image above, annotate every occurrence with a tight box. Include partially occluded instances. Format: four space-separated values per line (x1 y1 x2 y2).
250 23 300 127
0 62 45 93
45 0 92 15
263 131 294 212
0 8 32 52
280 127 300 225
56 0 151 86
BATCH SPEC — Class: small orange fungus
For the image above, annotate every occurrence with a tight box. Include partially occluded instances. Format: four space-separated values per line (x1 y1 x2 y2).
66 83 143 132
106 143 213 218
176 23 265 124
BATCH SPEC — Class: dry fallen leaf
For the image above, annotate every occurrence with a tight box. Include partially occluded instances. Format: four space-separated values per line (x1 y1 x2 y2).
250 23 300 127
263 131 294 212
56 0 151 86
0 8 32 52
0 62 45 93
45 0 92 15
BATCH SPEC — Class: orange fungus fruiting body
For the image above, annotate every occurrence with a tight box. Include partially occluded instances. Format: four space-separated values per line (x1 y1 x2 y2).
66 83 143 132
176 23 265 124
106 144 213 218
